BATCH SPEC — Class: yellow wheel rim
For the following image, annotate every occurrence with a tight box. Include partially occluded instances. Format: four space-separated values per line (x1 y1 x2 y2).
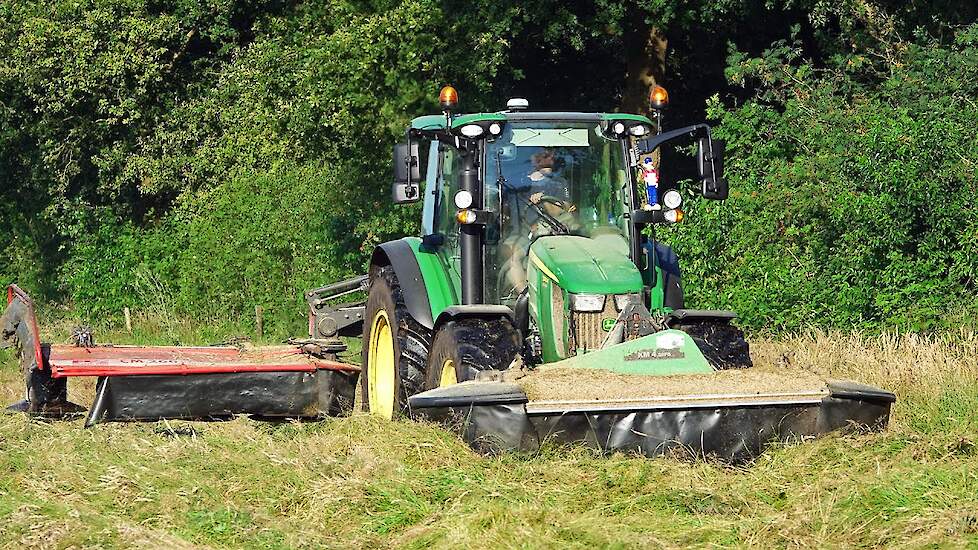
439 359 458 387
367 310 396 419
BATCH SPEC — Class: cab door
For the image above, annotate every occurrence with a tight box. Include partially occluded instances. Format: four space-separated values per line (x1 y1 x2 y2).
426 142 463 299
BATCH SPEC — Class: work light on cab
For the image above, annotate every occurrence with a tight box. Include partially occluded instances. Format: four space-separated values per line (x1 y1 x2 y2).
629 124 652 137
663 189 682 209
456 209 477 224
664 208 684 223
454 190 473 209
459 124 484 137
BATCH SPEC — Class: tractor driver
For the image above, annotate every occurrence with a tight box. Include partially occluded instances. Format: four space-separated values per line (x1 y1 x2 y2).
498 149 578 295
525 149 574 218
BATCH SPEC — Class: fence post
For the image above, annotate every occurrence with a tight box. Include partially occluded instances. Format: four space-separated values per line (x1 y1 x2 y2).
123 307 132 334
255 305 264 340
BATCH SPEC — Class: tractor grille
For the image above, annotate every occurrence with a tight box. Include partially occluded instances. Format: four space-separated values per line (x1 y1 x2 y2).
571 297 617 352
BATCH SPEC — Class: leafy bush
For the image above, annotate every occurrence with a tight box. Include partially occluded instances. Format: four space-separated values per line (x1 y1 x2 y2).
670 23 978 331
63 162 410 328
3 0 512 321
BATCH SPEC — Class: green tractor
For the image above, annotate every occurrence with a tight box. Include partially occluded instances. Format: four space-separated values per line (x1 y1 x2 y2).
336 87 893 459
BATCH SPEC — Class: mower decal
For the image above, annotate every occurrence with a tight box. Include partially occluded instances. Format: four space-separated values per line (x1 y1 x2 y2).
601 318 616 331
624 348 685 361
547 329 713 375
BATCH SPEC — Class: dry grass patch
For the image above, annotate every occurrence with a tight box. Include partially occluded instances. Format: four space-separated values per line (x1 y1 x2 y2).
518 363 827 402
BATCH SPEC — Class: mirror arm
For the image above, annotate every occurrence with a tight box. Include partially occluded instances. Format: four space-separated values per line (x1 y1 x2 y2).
638 123 710 154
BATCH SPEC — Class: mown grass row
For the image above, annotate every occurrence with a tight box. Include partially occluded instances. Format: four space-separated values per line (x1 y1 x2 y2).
1 323 977 548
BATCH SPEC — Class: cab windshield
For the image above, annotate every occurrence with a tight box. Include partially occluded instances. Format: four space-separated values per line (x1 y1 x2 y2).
485 121 632 302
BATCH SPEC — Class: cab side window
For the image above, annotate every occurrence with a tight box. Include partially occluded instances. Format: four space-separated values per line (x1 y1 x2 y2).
435 144 462 237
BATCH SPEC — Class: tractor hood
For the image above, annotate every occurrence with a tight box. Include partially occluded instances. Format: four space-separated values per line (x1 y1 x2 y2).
529 235 643 294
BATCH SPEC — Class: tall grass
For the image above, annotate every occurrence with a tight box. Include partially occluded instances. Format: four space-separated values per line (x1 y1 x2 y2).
752 331 978 435
1 328 977 548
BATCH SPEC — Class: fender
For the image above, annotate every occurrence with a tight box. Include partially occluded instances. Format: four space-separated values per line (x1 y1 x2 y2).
370 238 458 330
434 305 515 329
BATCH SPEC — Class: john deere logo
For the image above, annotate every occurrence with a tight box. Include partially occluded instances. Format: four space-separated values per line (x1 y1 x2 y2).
601 318 616 331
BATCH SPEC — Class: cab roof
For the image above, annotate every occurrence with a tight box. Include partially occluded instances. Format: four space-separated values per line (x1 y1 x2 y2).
409 112 653 132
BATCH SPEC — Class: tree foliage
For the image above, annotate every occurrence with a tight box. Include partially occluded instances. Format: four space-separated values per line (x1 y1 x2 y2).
0 0 975 332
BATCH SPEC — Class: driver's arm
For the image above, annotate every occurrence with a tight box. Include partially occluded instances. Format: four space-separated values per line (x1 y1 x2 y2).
530 192 576 214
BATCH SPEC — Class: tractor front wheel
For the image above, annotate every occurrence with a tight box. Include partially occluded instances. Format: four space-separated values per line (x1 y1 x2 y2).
425 318 522 389
361 266 431 418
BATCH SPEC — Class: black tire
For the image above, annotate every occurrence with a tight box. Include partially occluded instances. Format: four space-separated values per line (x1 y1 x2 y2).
361 266 432 416
425 318 522 389
678 321 752 370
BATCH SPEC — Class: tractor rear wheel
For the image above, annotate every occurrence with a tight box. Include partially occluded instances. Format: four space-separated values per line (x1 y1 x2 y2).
361 266 431 418
425 318 522 389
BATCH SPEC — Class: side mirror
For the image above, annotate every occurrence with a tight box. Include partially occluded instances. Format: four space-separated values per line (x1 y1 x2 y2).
392 142 421 204
697 137 728 200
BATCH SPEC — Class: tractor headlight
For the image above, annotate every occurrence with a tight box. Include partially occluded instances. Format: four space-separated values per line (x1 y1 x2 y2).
454 190 473 208
612 122 626 136
663 189 682 209
568 293 606 312
459 124 485 138
613 293 642 311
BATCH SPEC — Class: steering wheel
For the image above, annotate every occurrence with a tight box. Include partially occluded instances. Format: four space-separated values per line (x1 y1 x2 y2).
532 194 572 212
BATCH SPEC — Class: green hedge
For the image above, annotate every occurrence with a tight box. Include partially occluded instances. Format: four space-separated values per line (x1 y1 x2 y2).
62 163 421 328
668 25 978 331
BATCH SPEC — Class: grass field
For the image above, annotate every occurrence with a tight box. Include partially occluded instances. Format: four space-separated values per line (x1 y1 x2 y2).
2 319 978 548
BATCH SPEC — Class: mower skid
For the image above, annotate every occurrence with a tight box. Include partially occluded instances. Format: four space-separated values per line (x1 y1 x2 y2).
2 284 360 425
408 379 895 462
